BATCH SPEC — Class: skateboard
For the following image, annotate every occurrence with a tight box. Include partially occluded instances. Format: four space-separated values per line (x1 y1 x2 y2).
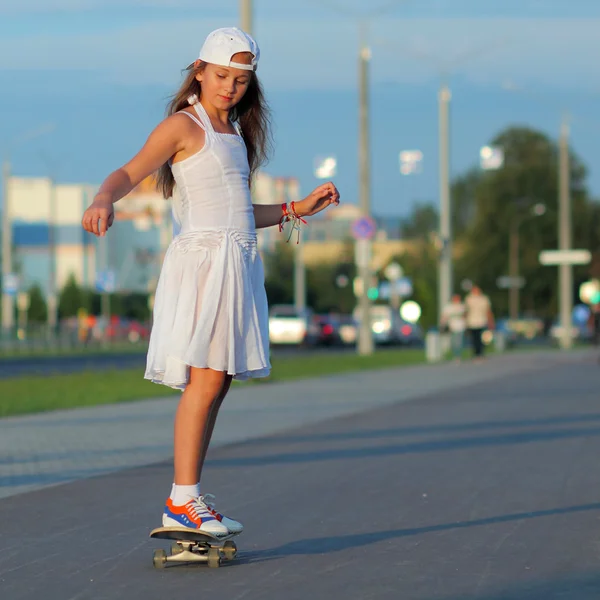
149 526 239 569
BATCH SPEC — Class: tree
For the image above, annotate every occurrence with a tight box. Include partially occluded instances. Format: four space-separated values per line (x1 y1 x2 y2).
58 274 87 318
400 202 438 240
27 284 47 323
452 126 600 318
263 241 294 306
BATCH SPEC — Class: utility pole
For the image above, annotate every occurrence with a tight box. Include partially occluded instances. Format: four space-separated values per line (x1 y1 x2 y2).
438 81 452 325
1 158 13 336
356 26 374 356
558 113 573 349
240 0 253 34
47 176 58 337
508 220 520 321
288 178 306 313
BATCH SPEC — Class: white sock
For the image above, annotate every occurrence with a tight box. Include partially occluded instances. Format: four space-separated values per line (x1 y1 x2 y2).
170 483 200 506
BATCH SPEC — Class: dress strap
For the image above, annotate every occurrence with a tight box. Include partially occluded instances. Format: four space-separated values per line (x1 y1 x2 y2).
232 121 243 137
192 102 215 133
177 110 205 130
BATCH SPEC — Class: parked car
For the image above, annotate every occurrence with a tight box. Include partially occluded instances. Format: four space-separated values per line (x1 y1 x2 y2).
338 315 358 345
268 305 319 346
313 315 344 346
352 305 423 346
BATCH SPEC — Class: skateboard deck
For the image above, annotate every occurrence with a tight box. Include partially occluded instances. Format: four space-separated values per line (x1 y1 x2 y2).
149 527 239 568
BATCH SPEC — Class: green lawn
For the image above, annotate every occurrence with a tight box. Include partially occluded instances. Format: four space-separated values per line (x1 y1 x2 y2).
0 348 426 418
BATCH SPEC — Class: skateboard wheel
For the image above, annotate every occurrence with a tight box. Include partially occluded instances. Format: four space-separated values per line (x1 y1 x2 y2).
153 549 167 569
222 541 237 560
171 542 183 556
207 547 221 568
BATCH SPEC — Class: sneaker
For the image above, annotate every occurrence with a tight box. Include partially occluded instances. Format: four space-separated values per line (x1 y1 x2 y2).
200 494 244 534
162 497 229 536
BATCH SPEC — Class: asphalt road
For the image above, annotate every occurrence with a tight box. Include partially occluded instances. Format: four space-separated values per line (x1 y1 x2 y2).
1 354 600 599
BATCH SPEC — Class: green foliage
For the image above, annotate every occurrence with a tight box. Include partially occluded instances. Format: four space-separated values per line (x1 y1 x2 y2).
58 273 88 318
452 125 600 318
400 202 438 239
263 241 295 305
26 284 47 323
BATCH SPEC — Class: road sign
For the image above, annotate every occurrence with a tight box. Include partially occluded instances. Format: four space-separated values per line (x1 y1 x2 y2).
95 270 116 293
539 249 592 266
480 145 504 170
496 275 526 289
399 150 423 175
379 277 413 300
314 155 337 179
3 273 19 296
351 217 377 241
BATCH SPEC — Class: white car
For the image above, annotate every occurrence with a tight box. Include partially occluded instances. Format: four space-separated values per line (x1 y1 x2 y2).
268 305 319 345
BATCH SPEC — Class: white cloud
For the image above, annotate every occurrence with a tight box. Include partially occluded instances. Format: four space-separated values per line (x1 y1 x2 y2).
1 17 599 93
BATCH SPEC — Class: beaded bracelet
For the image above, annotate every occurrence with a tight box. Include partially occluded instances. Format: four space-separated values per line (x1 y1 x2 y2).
278 202 307 244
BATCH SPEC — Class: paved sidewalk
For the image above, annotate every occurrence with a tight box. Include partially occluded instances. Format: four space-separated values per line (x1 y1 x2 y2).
0 350 589 499
1 348 600 599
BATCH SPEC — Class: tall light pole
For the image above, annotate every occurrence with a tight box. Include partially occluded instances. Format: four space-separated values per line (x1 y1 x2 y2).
357 26 375 356
287 178 306 313
240 0 253 34
438 81 452 325
558 113 573 349
1 157 12 336
1 124 54 337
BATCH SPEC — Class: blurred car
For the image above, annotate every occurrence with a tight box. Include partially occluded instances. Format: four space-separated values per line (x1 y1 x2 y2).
353 305 423 346
268 305 319 345
313 315 343 346
338 315 358 345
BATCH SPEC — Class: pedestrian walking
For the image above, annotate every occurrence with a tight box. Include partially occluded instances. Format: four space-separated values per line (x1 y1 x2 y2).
81 27 340 535
465 285 495 361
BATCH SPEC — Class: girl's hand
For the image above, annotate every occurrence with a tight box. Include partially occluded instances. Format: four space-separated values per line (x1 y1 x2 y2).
82 198 115 237
296 182 340 217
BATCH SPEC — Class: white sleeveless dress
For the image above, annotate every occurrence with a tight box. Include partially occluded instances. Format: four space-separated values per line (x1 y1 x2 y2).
144 101 271 389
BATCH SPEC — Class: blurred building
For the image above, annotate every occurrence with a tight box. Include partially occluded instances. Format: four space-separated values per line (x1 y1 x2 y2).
5 171 410 299
9 176 98 295
6 175 168 298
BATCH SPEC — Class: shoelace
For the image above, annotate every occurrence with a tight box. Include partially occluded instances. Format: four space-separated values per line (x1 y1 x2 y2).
186 498 213 519
198 494 220 516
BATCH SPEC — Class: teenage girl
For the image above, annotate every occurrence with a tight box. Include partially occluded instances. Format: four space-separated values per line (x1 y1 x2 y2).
82 27 340 535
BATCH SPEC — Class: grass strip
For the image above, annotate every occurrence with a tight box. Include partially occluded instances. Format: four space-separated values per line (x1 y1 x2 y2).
0 348 426 418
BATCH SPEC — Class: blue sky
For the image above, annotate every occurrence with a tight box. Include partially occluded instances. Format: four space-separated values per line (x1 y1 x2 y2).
2 0 600 217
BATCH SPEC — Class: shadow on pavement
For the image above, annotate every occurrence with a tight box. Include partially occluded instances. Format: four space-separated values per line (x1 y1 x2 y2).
237 412 600 447
206 424 600 468
238 502 600 564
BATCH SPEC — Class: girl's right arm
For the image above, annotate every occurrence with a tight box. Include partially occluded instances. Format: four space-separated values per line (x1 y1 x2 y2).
82 114 192 237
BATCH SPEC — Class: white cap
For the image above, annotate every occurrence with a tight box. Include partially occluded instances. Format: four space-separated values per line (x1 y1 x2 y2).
197 27 259 71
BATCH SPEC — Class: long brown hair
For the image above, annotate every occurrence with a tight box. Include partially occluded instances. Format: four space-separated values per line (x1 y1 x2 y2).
155 62 273 199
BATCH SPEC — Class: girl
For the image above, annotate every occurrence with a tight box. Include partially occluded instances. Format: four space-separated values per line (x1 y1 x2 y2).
82 27 340 536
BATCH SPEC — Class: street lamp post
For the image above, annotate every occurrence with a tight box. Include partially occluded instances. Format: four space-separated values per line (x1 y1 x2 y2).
558 114 573 349
438 82 452 326
1 124 55 337
240 0 253 34
357 32 375 356
1 157 12 337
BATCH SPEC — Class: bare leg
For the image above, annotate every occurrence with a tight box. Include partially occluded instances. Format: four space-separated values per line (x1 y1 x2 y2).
198 375 233 483
173 367 229 485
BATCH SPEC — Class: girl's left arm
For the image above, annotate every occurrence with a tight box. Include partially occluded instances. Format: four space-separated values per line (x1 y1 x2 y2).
253 181 340 229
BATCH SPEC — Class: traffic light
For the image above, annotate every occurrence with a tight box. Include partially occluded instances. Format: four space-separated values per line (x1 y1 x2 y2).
367 287 379 301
